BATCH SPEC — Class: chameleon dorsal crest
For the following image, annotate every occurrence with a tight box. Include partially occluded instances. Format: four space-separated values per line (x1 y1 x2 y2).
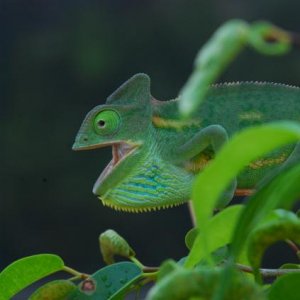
106 73 151 109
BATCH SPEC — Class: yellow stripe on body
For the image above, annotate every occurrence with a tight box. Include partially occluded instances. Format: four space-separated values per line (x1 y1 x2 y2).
239 111 264 121
249 153 287 169
152 116 200 130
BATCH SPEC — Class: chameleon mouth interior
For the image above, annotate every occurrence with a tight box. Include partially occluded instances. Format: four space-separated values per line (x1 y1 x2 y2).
96 142 137 183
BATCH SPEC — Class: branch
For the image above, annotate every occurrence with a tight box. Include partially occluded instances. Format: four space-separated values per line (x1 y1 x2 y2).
236 263 300 277
141 263 300 278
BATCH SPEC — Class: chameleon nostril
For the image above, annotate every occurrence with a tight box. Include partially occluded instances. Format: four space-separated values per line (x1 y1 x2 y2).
83 137 88 142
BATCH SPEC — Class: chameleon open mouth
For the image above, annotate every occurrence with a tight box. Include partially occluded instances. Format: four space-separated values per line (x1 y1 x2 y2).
74 138 190 213
72 139 139 186
94 142 138 185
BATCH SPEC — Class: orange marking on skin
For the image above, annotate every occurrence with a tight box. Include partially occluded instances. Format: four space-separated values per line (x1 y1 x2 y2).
184 154 212 173
235 189 254 196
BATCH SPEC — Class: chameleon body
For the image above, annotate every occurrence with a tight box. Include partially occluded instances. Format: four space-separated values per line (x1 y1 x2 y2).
73 74 300 212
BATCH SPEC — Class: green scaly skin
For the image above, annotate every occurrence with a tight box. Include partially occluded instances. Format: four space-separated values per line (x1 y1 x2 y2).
73 74 300 212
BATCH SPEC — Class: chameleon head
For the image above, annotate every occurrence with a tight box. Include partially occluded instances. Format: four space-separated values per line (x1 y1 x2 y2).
72 73 155 211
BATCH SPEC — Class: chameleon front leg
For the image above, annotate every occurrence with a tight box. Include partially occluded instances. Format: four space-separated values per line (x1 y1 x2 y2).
177 124 237 209
179 125 228 158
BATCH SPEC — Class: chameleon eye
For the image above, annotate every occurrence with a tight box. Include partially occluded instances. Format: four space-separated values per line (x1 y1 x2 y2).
93 110 121 135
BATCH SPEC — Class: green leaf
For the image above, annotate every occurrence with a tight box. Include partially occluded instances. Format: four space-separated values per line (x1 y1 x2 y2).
146 267 265 300
179 19 249 116
71 262 142 300
29 280 77 300
186 121 300 268
248 21 291 55
177 257 187 266
247 210 300 282
259 209 299 225
185 228 199 250
109 273 142 300
216 162 300 299
147 267 214 300
185 230 229 266
99 229 135 265
268 273 300 300
184 205 243 268
179 21 291 117
0 254 64 300
279 263 300 269
231 163 300 261
157 260 180 282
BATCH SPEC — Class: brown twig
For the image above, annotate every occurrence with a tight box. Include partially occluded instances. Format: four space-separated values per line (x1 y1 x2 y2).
188 201 197 226
143 266 159 273
285 239 300 254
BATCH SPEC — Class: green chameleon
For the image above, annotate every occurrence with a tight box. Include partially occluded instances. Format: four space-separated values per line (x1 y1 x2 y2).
73 20 300 212
73 74 300 212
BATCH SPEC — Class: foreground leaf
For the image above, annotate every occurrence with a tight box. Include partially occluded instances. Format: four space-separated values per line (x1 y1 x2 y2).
184 205 243 268
268 273 300 300
146 267 265 300
157 260 180 282
280 263 300 270
187 121 300 267
179 20 291 116
185 228 198 250
0 254 64 300
247 210 300 282
231 163 300 261
71 262 142 300
217 162 300 299
179 19 248 116
29 280 77 299
109 273 142 300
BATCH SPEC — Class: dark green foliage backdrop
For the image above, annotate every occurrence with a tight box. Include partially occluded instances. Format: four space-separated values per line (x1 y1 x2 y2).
1 0 300 276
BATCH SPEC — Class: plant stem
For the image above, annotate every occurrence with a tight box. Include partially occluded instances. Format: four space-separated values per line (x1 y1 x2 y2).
130 256 145 269
143 266 159 272
236 263 300 277
188 201 196 226
285 239 300 259
130 256 159 273
63 266 89 279
145 262 300 278
141 271 158 284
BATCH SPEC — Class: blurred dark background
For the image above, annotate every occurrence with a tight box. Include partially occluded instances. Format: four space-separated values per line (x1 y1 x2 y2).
1 0 300 297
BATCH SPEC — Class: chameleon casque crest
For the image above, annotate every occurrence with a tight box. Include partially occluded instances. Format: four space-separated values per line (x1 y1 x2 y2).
73 73 300 212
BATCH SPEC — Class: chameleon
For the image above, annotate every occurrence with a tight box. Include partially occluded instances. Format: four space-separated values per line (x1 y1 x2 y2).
72 73 300 212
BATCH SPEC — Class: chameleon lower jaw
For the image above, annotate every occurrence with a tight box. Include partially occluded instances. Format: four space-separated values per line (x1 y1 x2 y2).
93 142 140 195
100 197 186 213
